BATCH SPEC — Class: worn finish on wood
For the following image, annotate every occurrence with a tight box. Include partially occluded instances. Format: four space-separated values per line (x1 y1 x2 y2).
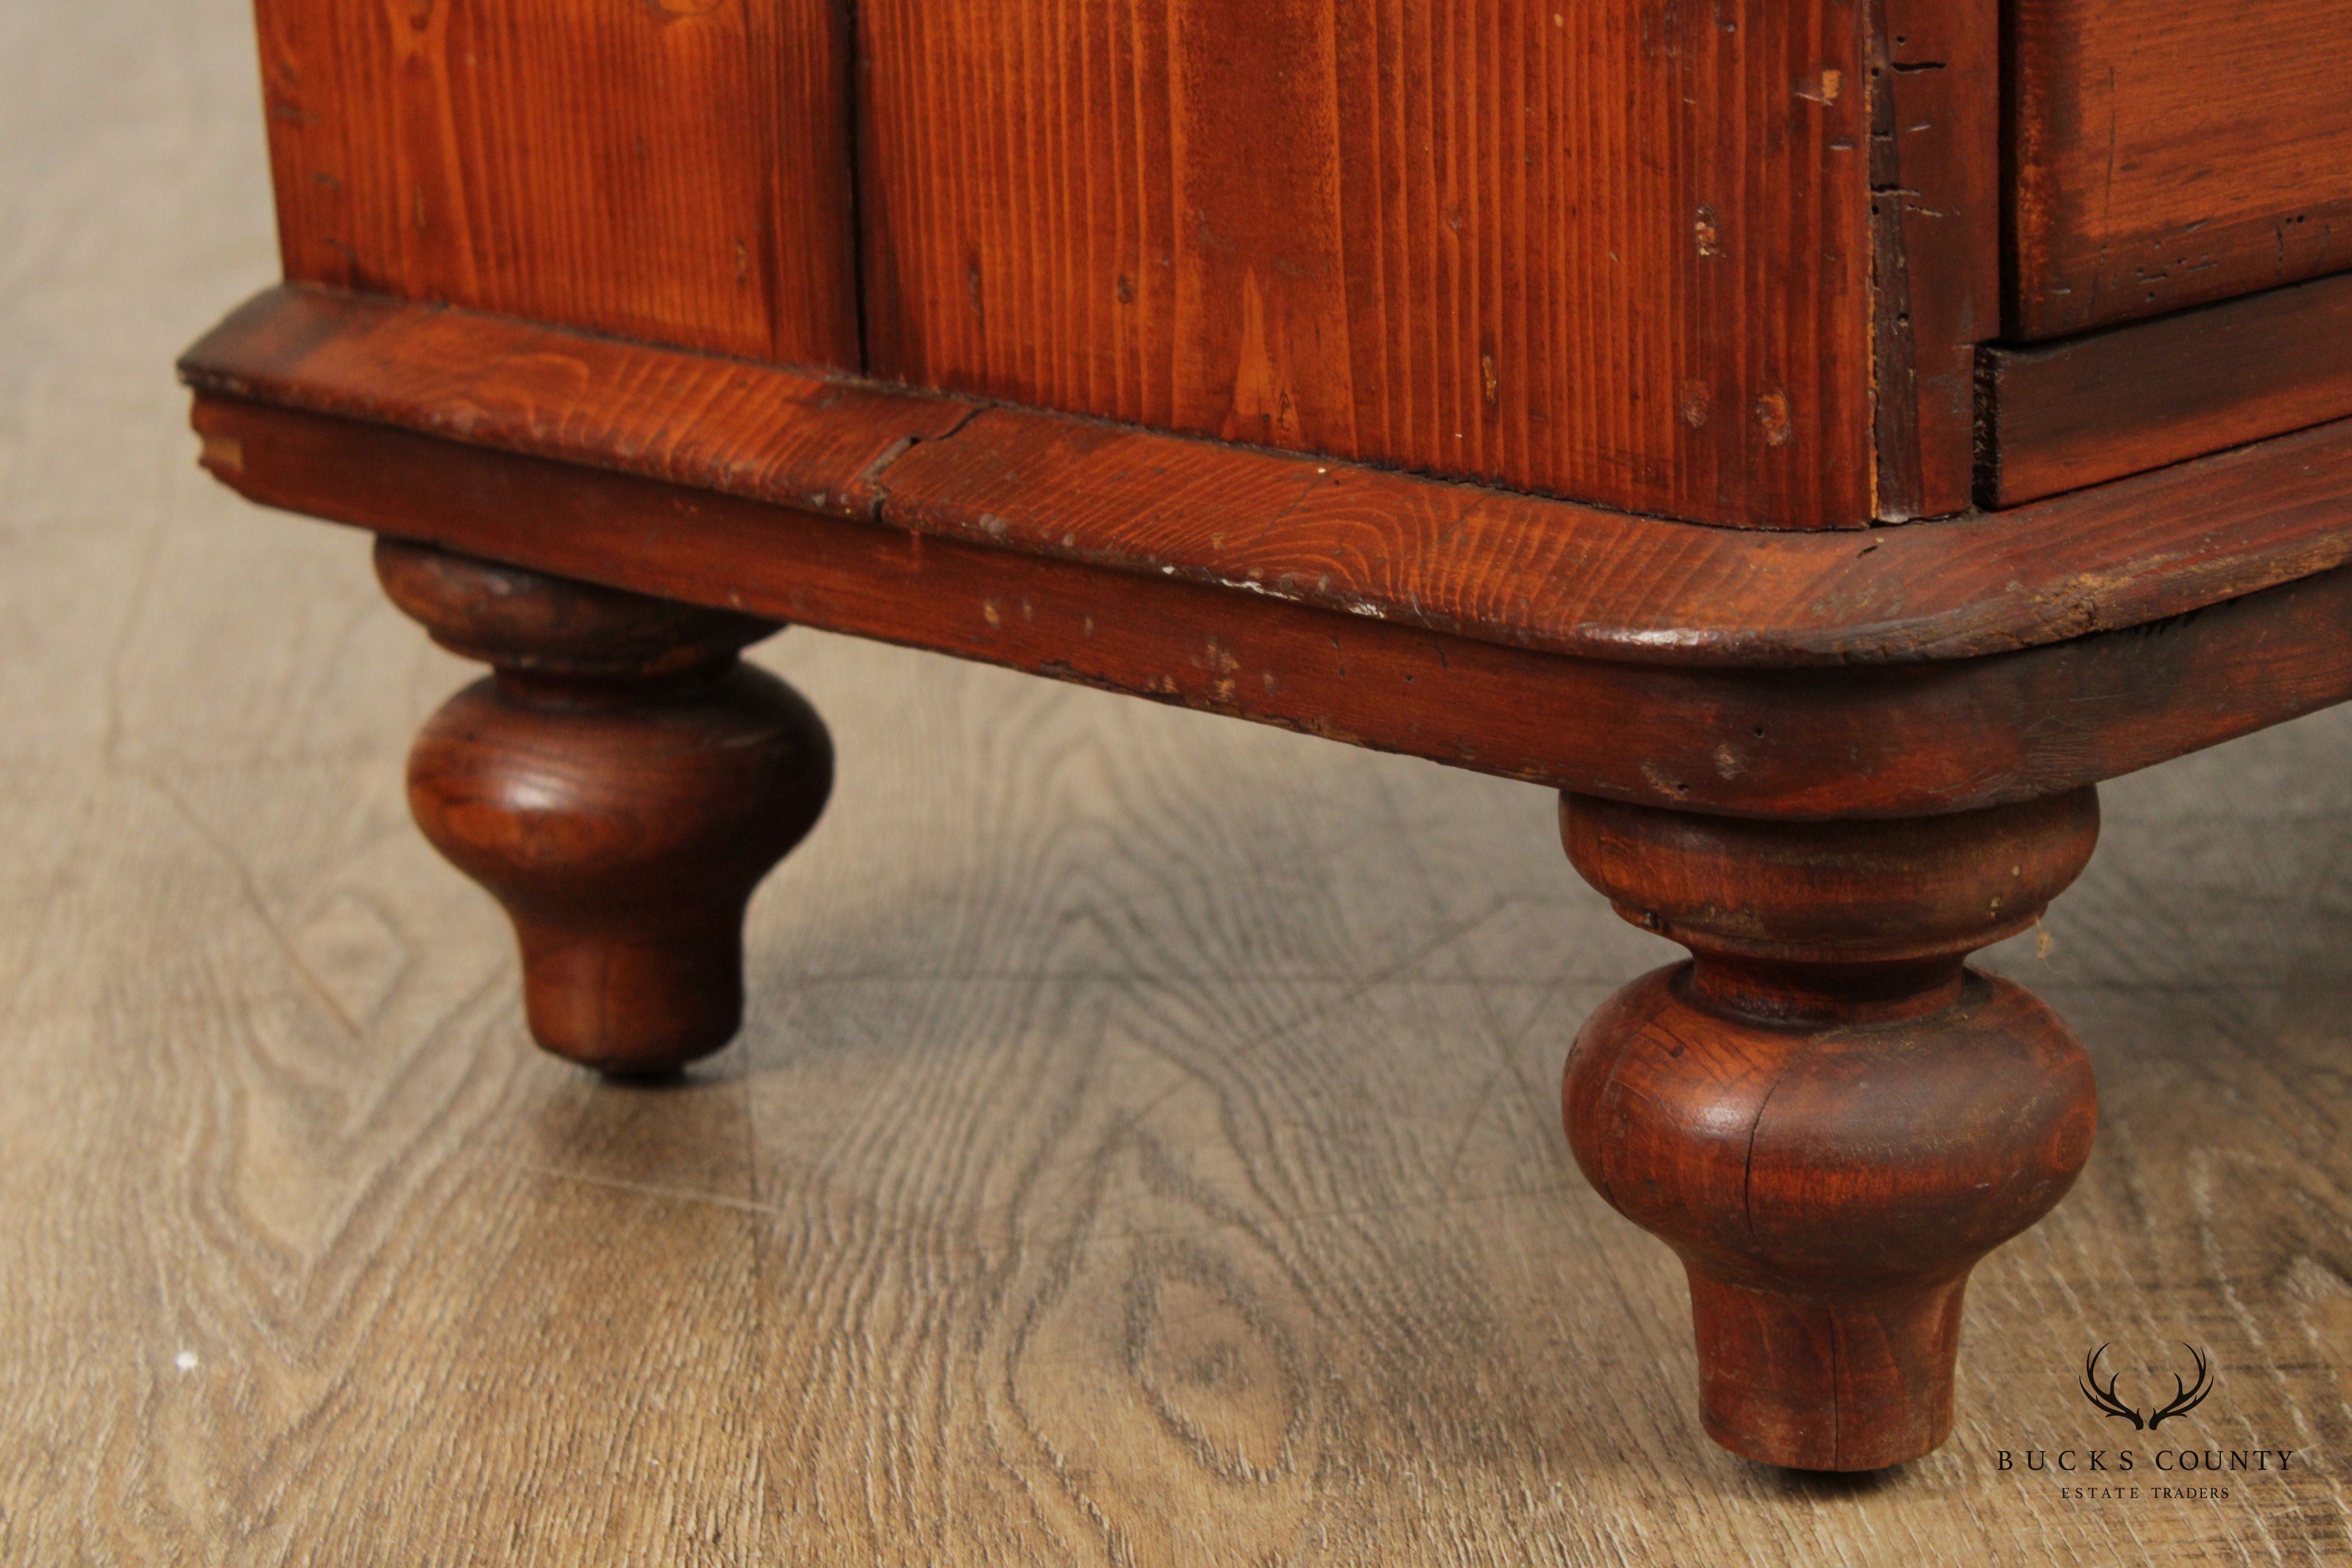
1981 272 2352 507
254 0 861 367
376 538 833 1072
27 0 2352 1556
179 287 2352 671
2009 0 2352 339
857 0 1876 530
1867 0 1999 521
165 0 2352 1488
1563 790 2101 1469
194 394 2352 822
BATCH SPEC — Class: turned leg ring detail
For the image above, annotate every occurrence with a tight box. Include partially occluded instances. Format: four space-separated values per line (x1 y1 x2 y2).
376 537 832 1074
1560 790 2101 1471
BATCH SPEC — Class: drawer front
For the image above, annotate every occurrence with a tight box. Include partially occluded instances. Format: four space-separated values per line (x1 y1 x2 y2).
1981 272 2352 505
2011 0 2352 339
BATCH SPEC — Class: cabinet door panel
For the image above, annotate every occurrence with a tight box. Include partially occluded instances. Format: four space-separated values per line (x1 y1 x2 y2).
257 0 860 368
857 0 1877 530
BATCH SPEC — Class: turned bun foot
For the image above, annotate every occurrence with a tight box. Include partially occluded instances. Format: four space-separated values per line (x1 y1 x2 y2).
1560 790 2101 1471
376 538 832 1074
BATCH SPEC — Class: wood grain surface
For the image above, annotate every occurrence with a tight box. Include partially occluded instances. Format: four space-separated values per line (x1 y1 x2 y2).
375 539 835 1073
254 0 861 368
855 0 1877 530
1868 0 1999 522
2009 0 2352 338
184 393 2352 822
1981 271 2352 507
9 1 2352 1562
180 286 2352 671
1563 791 2103 1469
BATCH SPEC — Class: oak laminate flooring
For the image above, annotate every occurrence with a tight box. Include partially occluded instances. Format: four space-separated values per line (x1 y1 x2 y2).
6 1 2352 1562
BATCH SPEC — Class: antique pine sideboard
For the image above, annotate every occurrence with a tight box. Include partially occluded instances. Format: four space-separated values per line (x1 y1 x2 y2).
179 0 2352 1474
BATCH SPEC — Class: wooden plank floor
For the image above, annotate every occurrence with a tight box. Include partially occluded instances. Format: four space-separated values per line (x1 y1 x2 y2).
4 2 2348 1562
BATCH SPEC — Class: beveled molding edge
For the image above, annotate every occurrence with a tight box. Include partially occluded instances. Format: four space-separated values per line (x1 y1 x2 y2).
182 284 2352 672
191 386 2352 821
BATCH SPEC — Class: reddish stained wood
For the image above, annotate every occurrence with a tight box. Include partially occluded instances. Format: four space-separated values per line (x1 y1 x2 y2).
255 0 860 367
178 288 2352 671
1982 271 2352 507
376 539 833 1074
1868 0 2000 520
855 0 1876 530
2010 0 2352 339
1562 789 2100 1468
190 393 2352 821
180 288 963 514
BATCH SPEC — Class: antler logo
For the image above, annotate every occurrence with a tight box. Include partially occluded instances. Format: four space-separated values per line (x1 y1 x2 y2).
2079 1343 2215 1430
